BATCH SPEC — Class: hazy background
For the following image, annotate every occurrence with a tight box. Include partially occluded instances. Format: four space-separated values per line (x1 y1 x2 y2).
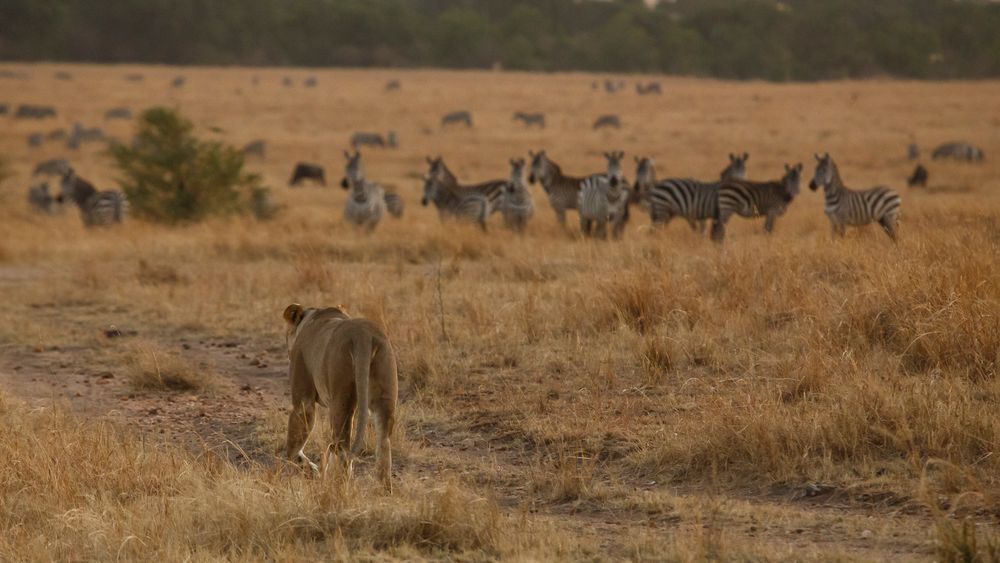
3 0 1000 80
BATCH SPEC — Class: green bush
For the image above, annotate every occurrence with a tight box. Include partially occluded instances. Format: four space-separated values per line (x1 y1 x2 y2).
110 107 271 224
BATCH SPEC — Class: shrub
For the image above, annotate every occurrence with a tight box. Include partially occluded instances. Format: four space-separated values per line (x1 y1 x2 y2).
110 107 271 224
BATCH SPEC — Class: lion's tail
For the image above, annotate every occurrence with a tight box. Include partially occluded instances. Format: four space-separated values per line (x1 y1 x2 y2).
350 335 373 457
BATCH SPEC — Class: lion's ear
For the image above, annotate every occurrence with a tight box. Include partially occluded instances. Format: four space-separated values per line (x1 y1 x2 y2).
283 303 304 325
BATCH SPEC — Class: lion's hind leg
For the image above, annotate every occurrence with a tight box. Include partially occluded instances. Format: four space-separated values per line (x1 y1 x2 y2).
372 345 398 493
286 398 318 474
328 390 357 479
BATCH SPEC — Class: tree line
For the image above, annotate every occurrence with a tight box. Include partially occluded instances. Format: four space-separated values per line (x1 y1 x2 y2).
3 0 999 80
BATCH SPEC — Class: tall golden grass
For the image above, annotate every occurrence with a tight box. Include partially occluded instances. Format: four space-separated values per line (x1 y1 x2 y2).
0 64 998 559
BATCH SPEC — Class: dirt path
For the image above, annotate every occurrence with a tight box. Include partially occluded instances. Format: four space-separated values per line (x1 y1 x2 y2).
0 327 938 560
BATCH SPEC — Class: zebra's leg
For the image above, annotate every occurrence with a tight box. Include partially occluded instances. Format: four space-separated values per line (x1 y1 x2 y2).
710 212 729 243
596 219 607 240
764 213 776 234
580 217 591 237
879 216 898 242
555 208 567 227
686 218 699 232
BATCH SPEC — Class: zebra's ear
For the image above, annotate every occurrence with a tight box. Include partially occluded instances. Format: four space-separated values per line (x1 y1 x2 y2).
824 152 830 159
814 153 821 161
795 163 803 172
528 149 535 158
729 153 735 161
784 163 790 172
742 152 749 161
344 150 350 159
426 156 433 164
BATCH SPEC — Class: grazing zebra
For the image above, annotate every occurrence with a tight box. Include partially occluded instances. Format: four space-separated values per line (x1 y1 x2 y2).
57 169 128 227
242 140 266 158
441 111 473 128
47 128 67 141
104 107 132 120
67 123 106 149
932 142 984 162
592 114 621 130
500 158 533 233
289 162 326 187
528 150 588 227
578 151 630 239
304 76 317 88
385 79 401 91
711 163 803 242
33 158 70 177
27 182 55 213
16 105 57 119
809 153 901 242
350 132 386 149
512 112 546 128
27 133 43 147
171 76 186 88
0 104 8 115
421 156 505 230
907 164 928 188
54 71 72 81
339 151 402 231
632 153 748 232
282 77 292 87
907 143 920 161
636 82 662 95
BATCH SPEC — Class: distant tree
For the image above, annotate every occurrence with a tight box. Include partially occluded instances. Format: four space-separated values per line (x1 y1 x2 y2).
109 107 267 224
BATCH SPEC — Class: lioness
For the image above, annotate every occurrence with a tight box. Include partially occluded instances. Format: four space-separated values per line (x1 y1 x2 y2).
282 303 398 491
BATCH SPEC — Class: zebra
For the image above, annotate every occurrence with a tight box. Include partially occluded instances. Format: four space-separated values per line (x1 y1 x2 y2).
711 163 803 242
636 82 662 95
0 104 7 115
27 133 43 147
124 73 144 82
385 79 401 91
592 114 621 130
809 153 901 242
932 142 984 162
512 112 546 128
47 128 67 141
721 153 749 181
578 151 630 239
242 140 266 158
33 158 70 177
15 105 57 119
907 164 928 188
339 150 403 232
528 149 589 227
171 76 186 88
289 162 326 187
421 156 505 230
350 132 386 149
500 158 533 233
632 153 748 233
907 143 920 161
54 71 72 81
304 76 317 88
27 182 55 213
66 123 106 150
104 107 132 120
57 169 128 227
441 111 473 128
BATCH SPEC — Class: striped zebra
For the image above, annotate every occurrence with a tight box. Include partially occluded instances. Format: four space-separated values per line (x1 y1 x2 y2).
441 111 473 128
931 142 984 162
527 150 587 227
711 163 802 242
578 151 630 239
27 182 55 213
809 153 901 241
57 168 128 227
340 151 403 232
421 156 505 230
632 153 747 233
500 158 533 233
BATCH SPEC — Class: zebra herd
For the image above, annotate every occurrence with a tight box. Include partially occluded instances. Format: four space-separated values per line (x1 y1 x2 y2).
417 150 903 243
27 164 129 227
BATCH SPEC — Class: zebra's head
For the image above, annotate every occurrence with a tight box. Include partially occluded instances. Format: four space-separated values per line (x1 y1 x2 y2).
527 149 550 185
603 151 625 188
633 156 655 197
783 163 803 198
508 158 526 192
422 156 448 206
809 153 834 191
341 150 362 190
721 152 749 180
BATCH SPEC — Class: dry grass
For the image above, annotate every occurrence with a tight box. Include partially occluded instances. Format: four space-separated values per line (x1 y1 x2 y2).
1 63 999 559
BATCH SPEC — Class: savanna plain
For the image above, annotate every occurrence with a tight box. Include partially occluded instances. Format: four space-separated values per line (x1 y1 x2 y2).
1 64 999 561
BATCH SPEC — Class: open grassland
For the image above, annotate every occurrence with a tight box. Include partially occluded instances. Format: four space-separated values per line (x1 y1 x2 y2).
1 64 999 560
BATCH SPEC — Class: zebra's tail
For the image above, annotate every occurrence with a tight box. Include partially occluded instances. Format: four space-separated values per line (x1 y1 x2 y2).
384 192 404 218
